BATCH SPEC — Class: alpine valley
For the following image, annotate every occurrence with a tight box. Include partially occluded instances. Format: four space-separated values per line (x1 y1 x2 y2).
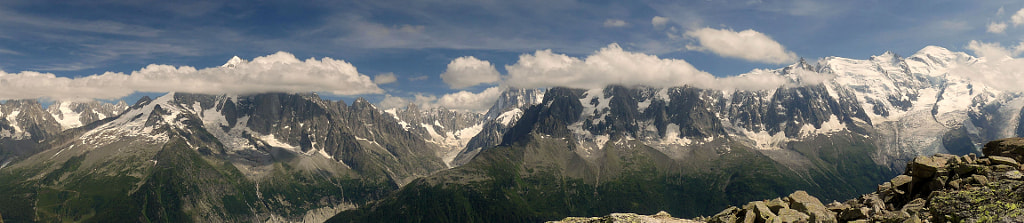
2 46 1024 222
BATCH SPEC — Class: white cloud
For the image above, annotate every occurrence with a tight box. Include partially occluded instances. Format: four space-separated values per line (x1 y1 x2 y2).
377 87 502 113
434 87 503 113
0 52 383 100
440 56 501 89
951 40 1024 92
374 72 398 84
603 19 628 28
684 27 798 64
504 43 809 91
379 93 437 110
1013 8 1024 26
988 22 1008 34
409 75 429 81
966 40 1015 58
651 16 669 29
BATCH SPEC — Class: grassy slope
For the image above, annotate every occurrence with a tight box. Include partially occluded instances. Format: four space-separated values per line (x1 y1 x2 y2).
330 132 893 223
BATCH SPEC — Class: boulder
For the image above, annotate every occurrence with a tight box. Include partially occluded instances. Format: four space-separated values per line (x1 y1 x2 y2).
989 156 1020 167
765 198 788 213
710 206 741 223
742 209 756 223
901 198 926 214
972 175 989 185
994 164 1017 172
786 191 837 222
954 164 978 175
774 208 810 223
948 178 963 190
983 137 1024 163
1005 170 1023 180
751 201 777 221
838 207 869 221
908 156 946 178
890 175 913 188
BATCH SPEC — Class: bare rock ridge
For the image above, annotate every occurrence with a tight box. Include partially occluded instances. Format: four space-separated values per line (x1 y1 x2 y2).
548 211 701 223
552 137 1024 223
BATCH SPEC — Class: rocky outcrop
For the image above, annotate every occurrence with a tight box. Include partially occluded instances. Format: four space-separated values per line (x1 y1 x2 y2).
708 137 1024 223
547 211 701 223
553 137 1024 223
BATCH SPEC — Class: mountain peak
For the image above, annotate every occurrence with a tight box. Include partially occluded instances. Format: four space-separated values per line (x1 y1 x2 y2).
221 56 246 68
914 45 954 57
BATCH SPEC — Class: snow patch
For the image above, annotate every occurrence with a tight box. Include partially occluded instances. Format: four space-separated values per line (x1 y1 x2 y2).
798 115 847 138
5 110 26 139
53 102 83 130
661 123 693 146
259 134 297 150
497 108 523 126
637 99 652 113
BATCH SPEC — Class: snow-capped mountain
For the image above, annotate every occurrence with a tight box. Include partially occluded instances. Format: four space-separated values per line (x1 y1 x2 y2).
452 88 545 166
335 46 1024 221
518 46 1023 170
1 92 448 222
384 88 545 167
46 100 128 130
384 105 484 166
0 100 62 168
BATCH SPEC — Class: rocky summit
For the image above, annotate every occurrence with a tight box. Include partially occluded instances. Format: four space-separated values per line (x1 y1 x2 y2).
548 211 701 223
557 137 1024 223
711 137 1024 222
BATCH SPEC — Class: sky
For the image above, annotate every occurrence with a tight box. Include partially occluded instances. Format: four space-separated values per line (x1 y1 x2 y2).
1 0 1024 113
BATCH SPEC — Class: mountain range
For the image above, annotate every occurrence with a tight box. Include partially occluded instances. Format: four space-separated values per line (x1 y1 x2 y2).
1 45 1023 222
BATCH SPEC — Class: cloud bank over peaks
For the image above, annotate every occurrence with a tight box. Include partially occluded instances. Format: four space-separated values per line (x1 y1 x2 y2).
953 40 1024 92
0 52 383 100
503 43 820 91
379 86 502 113
684 27 798 64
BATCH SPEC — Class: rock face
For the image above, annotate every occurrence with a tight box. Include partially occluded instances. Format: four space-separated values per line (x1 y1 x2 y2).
983 137 1024 163
0 100 63 167
707 137 1024 223
709 191 836 223
547 211 701 223
0 93 447 222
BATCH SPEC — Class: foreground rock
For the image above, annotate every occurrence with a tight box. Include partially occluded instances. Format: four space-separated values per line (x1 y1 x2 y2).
547 211 701 223
708 137 1024 222
556 137 1024 223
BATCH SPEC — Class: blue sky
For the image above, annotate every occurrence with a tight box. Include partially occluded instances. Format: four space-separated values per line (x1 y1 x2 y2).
0 0 1021 112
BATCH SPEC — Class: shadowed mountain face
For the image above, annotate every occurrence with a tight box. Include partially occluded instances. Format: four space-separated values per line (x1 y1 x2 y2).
0 92 447 222
329 86 896 222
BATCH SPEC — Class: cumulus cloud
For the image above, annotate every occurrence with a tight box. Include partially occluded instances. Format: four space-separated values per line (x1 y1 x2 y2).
603 19 628 28
1014 8 1024 26
377 87 502 113
374 72 398 84
0 52 383 100
439 56 502 89
651 16 669 29
988 22 1008 34
951 40 1024 92
379 93 437 110
504 43 813 91
684 27 798 64
966 40 1016 58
